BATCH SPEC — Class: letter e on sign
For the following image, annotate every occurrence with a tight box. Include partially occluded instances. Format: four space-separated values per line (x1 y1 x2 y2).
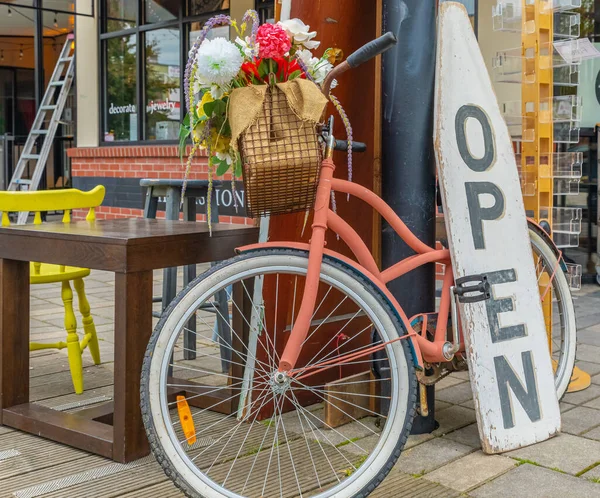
434 3 560 453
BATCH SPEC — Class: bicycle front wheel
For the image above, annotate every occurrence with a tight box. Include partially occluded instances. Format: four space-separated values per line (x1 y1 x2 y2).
141 249 417 498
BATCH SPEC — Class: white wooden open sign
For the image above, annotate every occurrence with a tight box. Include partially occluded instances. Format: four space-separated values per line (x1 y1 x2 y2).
434 2 561 453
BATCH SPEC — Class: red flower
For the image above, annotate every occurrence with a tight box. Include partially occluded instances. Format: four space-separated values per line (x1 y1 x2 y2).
273 57 306 80
256 23 291 59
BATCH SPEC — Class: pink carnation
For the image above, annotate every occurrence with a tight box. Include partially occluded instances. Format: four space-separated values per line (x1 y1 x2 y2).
256 23 291 59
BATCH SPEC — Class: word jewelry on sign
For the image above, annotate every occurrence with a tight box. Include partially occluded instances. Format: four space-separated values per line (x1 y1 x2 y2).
146 99 179 114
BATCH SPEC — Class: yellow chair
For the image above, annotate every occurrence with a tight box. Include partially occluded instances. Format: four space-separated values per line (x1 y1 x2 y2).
0 186 106 394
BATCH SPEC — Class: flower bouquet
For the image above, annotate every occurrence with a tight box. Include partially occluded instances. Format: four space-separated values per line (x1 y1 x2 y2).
181 10 350 222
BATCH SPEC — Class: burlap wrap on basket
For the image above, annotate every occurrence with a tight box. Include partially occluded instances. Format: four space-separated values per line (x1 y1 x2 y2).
229 79 329 218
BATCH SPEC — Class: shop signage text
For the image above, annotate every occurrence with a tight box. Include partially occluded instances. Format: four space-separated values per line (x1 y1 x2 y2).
434 2 560 454
108 103 136 115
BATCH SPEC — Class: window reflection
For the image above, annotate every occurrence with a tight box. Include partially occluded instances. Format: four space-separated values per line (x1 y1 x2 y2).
106 0 137 32
104 35 137 142
145 0 179 24
145 29 181 141
189 0 228 16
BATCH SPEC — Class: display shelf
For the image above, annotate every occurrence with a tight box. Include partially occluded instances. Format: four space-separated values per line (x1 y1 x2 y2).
501 98 581 143
492 48 579 85
492 1 580 37
553 231 580 248
553 121 580 143
540 206 582 233
565 263 582 290
516 152 582 196
492 1 534 33
541 39 585 68
500 101 536 142
553 11 580 39
539 95 582 123
545 0 582 12
492 49 536 84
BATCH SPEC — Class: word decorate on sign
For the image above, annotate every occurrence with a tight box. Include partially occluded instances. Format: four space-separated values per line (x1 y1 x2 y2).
108 103 136 115
434 2 560 454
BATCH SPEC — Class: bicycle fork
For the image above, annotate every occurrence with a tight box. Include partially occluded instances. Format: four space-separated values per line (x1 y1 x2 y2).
278 134 337 372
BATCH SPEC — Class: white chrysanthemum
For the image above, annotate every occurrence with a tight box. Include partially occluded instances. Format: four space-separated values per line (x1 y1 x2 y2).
196 38 243 86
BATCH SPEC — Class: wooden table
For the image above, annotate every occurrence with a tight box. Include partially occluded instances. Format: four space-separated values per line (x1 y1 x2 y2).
0 218 258 463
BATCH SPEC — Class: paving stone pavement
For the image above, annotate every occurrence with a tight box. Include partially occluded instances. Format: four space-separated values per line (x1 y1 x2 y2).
23 275 600 496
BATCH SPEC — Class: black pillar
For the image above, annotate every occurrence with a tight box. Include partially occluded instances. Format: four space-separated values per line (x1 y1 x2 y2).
382 0 437 433
33 0 45 111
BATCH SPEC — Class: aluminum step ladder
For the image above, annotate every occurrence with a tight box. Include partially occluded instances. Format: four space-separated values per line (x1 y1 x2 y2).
8 34 75 224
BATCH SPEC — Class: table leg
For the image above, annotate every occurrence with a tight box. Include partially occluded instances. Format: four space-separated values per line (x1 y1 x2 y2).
162 187 182 312
183 196 197 360
0 259 30 423
113 271 153 463
143 186 158 219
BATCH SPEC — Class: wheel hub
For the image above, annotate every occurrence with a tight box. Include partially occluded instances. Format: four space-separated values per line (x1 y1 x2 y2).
270 371 291 394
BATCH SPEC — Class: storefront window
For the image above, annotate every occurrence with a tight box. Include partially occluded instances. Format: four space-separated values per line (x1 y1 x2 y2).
145 29 181 140
256 0 275 24
104 35 138 142
106 0 137 32
190 0 228 16
0 70 13 136
145 0 179 24
101 0 229 143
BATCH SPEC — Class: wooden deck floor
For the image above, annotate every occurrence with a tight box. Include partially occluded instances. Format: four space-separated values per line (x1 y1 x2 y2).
0 269 458 498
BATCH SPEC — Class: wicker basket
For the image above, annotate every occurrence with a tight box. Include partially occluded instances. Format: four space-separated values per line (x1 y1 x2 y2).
239 84 322 218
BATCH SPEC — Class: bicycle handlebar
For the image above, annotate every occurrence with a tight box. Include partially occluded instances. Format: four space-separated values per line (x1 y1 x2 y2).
334 139 367 153
346 32 397 68
321 32 397 96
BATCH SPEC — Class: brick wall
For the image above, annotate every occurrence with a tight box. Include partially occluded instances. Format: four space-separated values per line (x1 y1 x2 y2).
67 145 252 225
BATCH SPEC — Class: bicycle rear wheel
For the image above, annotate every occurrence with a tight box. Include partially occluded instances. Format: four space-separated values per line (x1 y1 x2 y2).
141 249 417 498
529 229 577 399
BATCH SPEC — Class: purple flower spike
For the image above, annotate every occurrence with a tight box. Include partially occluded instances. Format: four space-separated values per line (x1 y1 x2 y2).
295 54 316 82
242 10 260 43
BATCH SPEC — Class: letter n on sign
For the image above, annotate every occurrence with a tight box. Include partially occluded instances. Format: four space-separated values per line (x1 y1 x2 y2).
433 3 560 453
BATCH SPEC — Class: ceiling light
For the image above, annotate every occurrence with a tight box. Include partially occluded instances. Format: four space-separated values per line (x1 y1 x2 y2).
19 46 23 60
7 7 11 17
54 12 58 28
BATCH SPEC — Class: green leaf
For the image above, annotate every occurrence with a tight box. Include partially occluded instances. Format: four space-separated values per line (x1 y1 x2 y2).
216 159 230 176
258 59 270 79
234 156 243 178
178 115 192 160
203 100 217 117
288 70 302 80
210 155 221 165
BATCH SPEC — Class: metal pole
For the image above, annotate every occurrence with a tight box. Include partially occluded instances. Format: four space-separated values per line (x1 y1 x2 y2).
382 0 437 433
33 0 44 111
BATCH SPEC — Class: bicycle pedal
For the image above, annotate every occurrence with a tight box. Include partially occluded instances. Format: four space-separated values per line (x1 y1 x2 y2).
453 274 491 303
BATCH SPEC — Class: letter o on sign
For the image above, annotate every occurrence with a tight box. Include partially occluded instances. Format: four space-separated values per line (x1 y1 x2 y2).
455 104 495 172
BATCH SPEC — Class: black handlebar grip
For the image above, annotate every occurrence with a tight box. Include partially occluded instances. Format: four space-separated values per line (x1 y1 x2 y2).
346 32 397 69
334 139 367 153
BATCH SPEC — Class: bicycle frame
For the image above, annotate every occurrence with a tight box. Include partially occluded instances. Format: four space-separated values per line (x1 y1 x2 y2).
239 154 455 373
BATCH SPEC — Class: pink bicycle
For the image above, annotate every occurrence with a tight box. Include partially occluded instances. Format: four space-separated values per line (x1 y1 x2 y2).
141 34 576 498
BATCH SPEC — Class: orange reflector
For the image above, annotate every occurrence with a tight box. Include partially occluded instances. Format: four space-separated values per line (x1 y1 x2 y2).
177 395 196 445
